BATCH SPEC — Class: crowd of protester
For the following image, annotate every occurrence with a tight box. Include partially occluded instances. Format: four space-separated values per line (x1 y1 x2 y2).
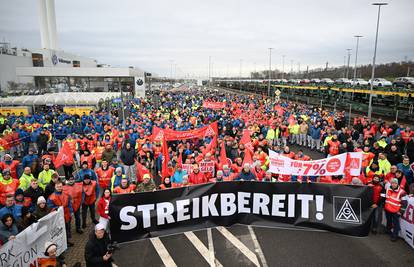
0 88 413 257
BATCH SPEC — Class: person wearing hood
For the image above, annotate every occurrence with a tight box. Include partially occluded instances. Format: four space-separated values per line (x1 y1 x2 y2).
171 163 187 184
235 163 256 181
38 164 55 190
135 174 156 193
33 196 51 220
0 154 20 180
0 214 18 244
365 161 382 184
17 206 37 232
37 241 67 267
19 167 35 191
120 142 137 183
383 178 407 242
0 169 19 206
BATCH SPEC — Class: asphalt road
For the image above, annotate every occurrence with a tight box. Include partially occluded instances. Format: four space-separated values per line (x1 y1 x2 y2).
113 146 414 267
115 225 414 267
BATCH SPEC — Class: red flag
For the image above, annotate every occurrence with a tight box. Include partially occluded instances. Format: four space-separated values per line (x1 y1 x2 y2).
177 151 183 166
240 129 254 154
219 140 227 166
204 135 217 155
161 137 170 180
54 142 74 169
135 160 150 183
242 149 253 166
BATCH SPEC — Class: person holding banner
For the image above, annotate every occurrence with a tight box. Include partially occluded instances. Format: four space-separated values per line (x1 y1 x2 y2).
0 214 18 244
113 177 136 194
171 164 187 185
189 165 207 184
368 174 384 234
235 163 256 181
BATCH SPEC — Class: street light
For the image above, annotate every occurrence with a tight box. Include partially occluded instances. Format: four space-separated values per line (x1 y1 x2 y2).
268 48 273 96
353 35 363 83
346 49 352 79
368 2 388 121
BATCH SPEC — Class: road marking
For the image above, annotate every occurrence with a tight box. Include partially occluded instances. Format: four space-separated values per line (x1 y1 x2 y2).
150 237 177 267
184 231 223 267
248 226 268 267
207 228 220 267
217 226 260 267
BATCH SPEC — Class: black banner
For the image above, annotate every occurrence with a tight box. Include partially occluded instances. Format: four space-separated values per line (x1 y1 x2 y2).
109 182 373 243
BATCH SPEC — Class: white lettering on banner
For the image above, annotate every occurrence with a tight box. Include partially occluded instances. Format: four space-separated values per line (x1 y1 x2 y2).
269 150 362 176
118 193 326 230
0 208 67 267
200 161 215 173
400 197 414 250
182 164 194 174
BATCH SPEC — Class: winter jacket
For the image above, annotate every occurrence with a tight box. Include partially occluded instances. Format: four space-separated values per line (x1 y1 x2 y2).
235 170 256 181
120 147 136 166
0 222 19 244
84 232 114 267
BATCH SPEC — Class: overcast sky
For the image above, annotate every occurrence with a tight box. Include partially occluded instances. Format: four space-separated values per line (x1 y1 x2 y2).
1 0 413 77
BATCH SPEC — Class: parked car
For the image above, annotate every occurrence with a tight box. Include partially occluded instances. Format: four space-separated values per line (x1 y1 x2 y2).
350 78 369 86
310 78 321 84
320 78 334 85
279 79 288 83
299 79 311 84
288 79 300 84
335 78 351 85
392 77 414 89
368 78 392 87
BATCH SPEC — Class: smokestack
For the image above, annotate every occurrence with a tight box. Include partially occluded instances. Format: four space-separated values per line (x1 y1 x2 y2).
37 0 50 49
46 0 58 50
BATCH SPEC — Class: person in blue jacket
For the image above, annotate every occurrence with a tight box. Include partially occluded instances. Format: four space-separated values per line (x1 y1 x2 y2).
76 161 98 182
22 148 38 169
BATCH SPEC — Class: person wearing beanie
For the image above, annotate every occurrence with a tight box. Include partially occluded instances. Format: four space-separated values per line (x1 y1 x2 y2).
37 241 66 267
76 161 98 182
33 196 51 220
85 222 115 267
383 178 407 242
14 188 25 206
0 154 20 180
109 167 126 192
81 174 99 228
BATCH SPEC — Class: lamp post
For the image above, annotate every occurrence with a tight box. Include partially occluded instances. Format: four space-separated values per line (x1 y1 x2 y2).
368 2 388 121
353 35 363 83
268 48 273 96
346 49 352 79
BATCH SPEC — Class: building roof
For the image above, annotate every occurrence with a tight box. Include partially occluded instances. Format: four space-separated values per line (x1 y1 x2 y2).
16 67 144 77
0 92 120 106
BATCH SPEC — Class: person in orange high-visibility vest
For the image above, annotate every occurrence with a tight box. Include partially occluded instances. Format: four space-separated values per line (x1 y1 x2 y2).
63 176 84 234
81 174 99 228
113 177 136 194
47 179 74 247
383 178 406 242
0 170 19 206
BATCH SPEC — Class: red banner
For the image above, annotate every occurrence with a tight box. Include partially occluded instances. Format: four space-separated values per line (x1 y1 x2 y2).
203 101 226 109
152 121 218 142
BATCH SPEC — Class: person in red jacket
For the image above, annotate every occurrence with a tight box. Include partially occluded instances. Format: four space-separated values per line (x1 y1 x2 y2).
0 170 19 206
368 175 384 234
81 174 99 228
63 176 84 234
251 162 265 181
384 178 406 241
97 188 111 229
327 135 340 156
95 161 114 196
1 154 20 180
113 177 136 194
189 165 207 184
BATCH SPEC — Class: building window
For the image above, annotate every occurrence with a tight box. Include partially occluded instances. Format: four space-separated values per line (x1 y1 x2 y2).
32 53 44 67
